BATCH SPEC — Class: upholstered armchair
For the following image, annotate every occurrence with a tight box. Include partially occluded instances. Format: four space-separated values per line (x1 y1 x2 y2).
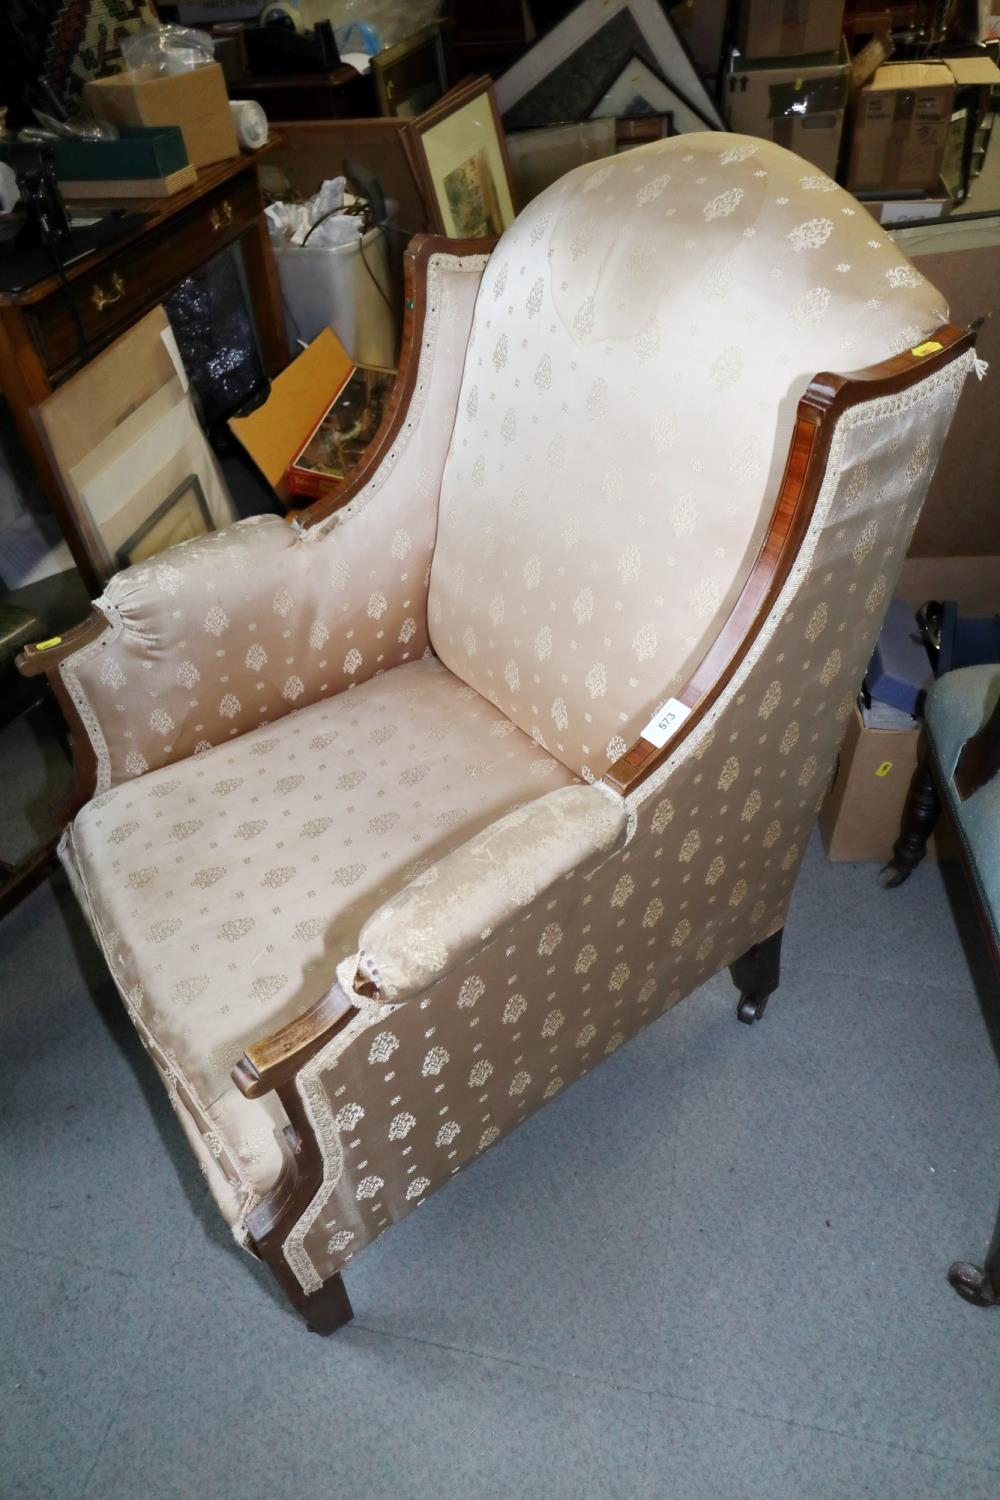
21 135 976 1333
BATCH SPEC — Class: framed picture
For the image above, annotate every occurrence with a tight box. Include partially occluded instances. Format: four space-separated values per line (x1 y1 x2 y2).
115 474 211 570
494 0 724 132
403 76 518 238
371 26 449 119
590 54 708 133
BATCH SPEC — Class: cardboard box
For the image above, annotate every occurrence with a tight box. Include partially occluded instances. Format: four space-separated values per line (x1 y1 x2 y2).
288 365 396 502
819 702 957 862
229 328 397 508
845 62 955 194
726 43 849 178
857 181 954 225
820 558 1000 862
85 63 238 170
671 0 729 78
737 0 845 59
939 54 1000 203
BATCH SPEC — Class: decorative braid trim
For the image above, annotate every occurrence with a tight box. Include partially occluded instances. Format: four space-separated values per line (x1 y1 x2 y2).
308 253 490 542
280 998 399 1293
59 597 120 795
628 350 975 813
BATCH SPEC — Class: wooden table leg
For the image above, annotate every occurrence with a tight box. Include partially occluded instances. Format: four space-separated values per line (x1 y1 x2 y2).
240 210 290 377
0 308 100 592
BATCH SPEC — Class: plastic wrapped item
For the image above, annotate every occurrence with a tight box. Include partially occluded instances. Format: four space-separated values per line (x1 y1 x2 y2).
121 24 215 76
266 179 397 366
301 1 444 49
165 249 268 434
266 176 361 248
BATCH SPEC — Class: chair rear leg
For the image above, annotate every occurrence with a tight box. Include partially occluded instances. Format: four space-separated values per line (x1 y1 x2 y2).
948 1196 1000 1309
730 928 784 1025
879 762 940 889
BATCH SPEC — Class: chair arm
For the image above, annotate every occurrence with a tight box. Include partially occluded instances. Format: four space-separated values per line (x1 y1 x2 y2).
346 783 629 1004
232 982 360 1100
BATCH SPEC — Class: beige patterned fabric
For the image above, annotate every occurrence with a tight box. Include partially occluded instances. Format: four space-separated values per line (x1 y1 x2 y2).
284 351 973 1294
351 782 628 1002
428 133 949 779
63 655 576 1223
51 144 973 1301
61 251 488 792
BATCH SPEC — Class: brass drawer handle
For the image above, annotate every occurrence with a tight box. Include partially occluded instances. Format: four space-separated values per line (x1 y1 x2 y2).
209 200 234 231
91 272 125 312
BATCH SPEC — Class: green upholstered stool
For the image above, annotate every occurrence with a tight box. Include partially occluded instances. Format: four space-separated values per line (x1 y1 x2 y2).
890 666 1000 1308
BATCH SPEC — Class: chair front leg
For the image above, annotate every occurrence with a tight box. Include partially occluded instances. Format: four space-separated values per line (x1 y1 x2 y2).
730 927 784 1025
245 1079 354 1335
879 760 941 889
949 1194 1000 1309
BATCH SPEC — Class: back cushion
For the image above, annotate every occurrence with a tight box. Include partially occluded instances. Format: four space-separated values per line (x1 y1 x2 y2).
428 133 949 780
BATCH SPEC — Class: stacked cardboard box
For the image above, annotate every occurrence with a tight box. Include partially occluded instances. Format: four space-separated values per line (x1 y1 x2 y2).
726 1 849 177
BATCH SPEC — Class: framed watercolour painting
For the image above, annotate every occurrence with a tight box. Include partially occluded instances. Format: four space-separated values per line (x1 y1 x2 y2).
403 77 517 238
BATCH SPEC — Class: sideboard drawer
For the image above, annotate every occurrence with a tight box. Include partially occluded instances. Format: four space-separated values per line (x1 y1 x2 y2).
29 172 263 381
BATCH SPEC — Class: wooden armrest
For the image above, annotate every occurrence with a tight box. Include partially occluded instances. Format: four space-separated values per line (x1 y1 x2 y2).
297 233 496 528
955 696 1000 801
16 611 109 678
232 982 360 1099
16 610 111 819
604 323 976 797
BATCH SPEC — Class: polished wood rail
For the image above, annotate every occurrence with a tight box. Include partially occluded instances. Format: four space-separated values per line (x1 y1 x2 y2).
603 323 976 797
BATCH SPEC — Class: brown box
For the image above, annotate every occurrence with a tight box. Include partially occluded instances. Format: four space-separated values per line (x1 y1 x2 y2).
845 62 955 194
85 63 238 170
726 42 849 178
737 0 845 59
819 557 1000 862
857 181 954 226
671 0 729 77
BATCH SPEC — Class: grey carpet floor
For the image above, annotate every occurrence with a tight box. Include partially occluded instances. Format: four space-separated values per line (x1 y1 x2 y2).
2 831 999 1500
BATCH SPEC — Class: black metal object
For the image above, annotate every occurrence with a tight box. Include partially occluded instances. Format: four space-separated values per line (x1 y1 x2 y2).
878 762 942 888
730 927 784 1025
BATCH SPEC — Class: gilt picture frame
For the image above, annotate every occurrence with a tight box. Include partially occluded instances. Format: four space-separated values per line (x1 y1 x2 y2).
371 26 449 119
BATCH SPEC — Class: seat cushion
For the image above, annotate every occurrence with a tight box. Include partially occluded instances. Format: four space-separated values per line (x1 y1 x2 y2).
65 657 577 1210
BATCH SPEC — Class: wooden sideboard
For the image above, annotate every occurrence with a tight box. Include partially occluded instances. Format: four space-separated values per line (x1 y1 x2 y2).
0 149 289 590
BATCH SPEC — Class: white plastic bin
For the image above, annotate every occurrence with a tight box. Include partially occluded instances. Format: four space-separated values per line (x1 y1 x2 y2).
273 223 397 369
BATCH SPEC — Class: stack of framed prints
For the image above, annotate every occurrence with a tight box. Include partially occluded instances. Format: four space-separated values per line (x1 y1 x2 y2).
34 308 237 583
495 0 724 133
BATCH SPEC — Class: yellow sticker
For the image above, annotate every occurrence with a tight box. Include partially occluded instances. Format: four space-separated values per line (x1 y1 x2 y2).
910 340 943 357
875 760 894 778
34 635 63 650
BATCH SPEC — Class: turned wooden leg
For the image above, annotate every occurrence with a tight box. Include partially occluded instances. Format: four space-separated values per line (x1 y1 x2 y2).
879 762 940 889
948 1196 1000 1309
730 927 784 1025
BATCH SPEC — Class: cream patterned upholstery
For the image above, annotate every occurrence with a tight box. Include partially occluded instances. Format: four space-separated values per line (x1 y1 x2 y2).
50 135 975 1316
65 656 576 1222
429 133 948 778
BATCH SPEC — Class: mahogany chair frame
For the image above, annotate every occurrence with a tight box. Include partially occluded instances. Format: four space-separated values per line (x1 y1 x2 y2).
17 233 975 1330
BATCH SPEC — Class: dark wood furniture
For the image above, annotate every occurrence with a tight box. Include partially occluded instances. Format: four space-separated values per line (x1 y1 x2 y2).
0 149 289 591
882 675 1000 1308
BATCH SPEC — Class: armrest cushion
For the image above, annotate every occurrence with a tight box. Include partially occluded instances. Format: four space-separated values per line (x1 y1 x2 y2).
348 783 628 1003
